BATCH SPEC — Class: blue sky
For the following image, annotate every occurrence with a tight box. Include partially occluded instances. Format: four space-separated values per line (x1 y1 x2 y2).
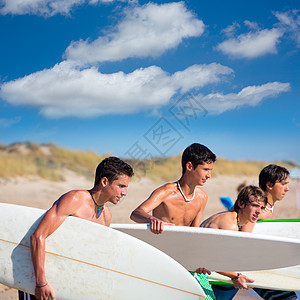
0 0 299 163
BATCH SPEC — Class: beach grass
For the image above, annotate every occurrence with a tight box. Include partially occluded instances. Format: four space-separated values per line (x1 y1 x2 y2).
0 142 106 181
0 142 298 182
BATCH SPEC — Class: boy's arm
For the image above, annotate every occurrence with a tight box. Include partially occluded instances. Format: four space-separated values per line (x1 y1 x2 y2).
31 192 80 299
196 268 253 287
216 272 254 289
130 188 173 234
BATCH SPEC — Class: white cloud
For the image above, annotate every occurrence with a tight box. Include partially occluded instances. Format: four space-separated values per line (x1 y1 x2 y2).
244 20 260 30
171 63 233 93
0 116 22 128
199 82 291 114
216 28 283 59
0 0 83 16
274 10 300 48
0 0 129 16
221 22 240 38
0 61 232 119
65 2 205 64
217 10 300 59
1 62 289 119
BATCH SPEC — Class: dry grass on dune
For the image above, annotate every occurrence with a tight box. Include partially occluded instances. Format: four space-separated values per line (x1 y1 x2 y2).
0 142 106 181
0 142 297 183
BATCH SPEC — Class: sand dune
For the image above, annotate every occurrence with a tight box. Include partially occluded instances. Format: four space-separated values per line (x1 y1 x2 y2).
1 173 299 299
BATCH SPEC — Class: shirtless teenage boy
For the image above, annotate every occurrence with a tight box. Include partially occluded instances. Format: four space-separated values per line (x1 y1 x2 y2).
130 143 216 234
130 143 217 299
19 157 134 300
199 185 267 297
241 164 290 232
239 165 297 300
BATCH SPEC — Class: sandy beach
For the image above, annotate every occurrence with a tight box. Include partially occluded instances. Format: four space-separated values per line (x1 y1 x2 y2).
1 173 299 299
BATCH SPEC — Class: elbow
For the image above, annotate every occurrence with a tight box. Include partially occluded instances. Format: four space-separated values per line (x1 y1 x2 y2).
130 208 141 223
30 232 38 249
130 207 148 224
130 210 136 222
30 232 37 246
30 231 44 250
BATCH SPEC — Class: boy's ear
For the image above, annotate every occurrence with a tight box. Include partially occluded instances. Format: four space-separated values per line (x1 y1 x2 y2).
266 181 273 190
237 199 244 209
100 177 109 187
186 161 193 172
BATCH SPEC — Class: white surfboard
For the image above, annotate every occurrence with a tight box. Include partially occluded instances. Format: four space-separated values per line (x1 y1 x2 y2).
0 203 205 300
209 219 300 291
253 219 300 239
111 224 300 272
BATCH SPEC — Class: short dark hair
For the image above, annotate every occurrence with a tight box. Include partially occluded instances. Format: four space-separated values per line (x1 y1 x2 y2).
181 143 216 175
259 164 289 191
233 185 267 212
94 156 134 187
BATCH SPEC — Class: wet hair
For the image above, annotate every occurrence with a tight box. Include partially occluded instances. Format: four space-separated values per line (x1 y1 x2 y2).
259 164 289 191
181 143 216 175
233 185 267 212
94 156 134 187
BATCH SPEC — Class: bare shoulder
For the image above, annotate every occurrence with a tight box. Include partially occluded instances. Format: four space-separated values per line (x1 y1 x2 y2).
34 190 89 237
201 211 236 230
161 182 178 194
219 211 238 230
201 213 219 228
53 190 89 215
150 182 178 200
61 190 88 201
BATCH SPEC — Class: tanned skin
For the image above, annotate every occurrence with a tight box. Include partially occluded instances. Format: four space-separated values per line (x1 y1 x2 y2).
130 161 213 234
241 176 289 232
31 174 130 300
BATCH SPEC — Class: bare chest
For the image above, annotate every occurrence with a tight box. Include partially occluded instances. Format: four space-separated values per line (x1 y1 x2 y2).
73 205 107 226
154 197 202 226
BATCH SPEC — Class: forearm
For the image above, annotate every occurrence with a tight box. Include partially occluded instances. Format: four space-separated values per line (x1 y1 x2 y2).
30 233 47 285
130 208 155 223
217 272 253 289
131 208 168 234
217 271 239 280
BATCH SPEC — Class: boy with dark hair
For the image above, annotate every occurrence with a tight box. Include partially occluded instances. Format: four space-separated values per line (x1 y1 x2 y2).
181 143 217 175
241 164 290 231
238 164 297 300
19 157 134 300
258 164 290 214
94 156 135 185
130 143 216 299
207 165 296 300
130 143 216 234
